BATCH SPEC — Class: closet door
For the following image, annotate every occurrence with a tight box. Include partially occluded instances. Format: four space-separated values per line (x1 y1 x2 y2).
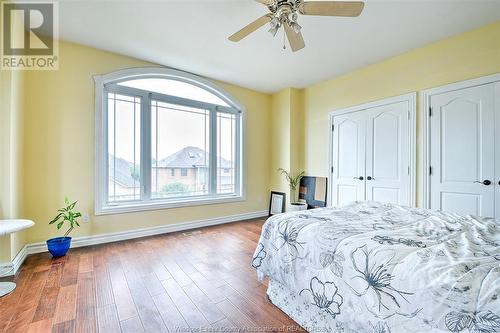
429 84 495 217
365 101 410 205
332 111 366 207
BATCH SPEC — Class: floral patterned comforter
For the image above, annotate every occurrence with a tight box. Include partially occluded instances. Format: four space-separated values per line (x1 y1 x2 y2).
252 201 500 333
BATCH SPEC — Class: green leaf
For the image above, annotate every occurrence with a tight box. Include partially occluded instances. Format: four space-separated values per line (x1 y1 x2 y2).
49 213 63 224
53 197 82 231
67 201 77 211
278 168 305 191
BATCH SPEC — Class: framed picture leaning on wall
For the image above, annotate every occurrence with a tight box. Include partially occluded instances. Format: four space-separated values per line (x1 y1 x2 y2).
269 191 286 216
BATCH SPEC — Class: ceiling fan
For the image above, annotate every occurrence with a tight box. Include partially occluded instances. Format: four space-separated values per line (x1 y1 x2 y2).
228 0 365 52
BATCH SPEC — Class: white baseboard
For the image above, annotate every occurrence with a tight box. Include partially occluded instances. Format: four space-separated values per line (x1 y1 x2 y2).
0 210 267 277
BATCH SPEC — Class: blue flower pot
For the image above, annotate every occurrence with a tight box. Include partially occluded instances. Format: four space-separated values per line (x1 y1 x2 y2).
47 237 72 258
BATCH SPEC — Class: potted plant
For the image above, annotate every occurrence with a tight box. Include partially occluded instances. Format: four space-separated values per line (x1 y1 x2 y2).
47 197 82 258
278 168 307 212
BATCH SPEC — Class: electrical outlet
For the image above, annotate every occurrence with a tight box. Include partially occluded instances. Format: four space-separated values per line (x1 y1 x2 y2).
82 213 90 223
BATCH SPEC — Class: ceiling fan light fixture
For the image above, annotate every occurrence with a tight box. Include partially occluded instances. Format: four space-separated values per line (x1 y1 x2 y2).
268 24 280 37
290 21 301 33
230 0 365 51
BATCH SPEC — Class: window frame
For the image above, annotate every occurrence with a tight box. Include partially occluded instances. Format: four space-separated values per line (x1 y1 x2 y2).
94 67 245 215
180 168 188 177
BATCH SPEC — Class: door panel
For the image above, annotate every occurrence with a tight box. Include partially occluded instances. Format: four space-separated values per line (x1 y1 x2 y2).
430 84 495 217
365 101 410 205
372 187 400 204
373 112 400 179
332 112 366 206
337 119 360 178
441 192 481 216
441 99 480 183
337 185 359 206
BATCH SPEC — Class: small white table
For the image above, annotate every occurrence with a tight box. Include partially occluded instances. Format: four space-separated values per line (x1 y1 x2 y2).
0 219 35 297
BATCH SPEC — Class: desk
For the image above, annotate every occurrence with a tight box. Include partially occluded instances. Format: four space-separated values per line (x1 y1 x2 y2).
0 219 35 297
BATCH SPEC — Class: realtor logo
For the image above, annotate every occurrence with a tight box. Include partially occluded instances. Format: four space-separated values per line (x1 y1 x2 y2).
1 1 59 70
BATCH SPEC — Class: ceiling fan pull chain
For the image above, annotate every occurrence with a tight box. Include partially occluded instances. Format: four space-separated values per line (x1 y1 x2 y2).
283 28 286 50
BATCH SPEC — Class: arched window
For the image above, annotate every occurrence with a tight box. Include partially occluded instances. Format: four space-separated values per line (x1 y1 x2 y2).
94 68 244 214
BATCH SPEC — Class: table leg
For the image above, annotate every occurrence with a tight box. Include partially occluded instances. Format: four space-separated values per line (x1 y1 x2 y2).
0 282 16 297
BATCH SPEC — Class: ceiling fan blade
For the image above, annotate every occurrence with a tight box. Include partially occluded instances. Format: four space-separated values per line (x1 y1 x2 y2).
228 14 272 42
299 1 365 17
283 22 305 52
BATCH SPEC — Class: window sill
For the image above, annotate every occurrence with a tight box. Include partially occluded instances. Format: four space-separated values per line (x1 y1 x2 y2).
95 194 245 215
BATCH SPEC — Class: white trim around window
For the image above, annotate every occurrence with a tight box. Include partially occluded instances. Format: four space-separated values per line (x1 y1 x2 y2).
94 67 245 215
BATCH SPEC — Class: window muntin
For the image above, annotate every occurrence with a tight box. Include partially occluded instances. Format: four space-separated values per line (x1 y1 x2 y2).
217 112 236 194
118 78 229 107
107 93 141 202
151 101 210 199
97 70 243 214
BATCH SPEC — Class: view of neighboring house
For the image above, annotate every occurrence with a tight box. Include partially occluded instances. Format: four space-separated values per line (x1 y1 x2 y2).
109 146 234 200
108 154 141 200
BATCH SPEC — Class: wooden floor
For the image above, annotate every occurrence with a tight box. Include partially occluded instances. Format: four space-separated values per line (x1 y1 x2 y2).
0 218 303 333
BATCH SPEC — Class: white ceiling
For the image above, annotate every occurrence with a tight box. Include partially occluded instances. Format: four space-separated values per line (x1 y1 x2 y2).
58 0 500 93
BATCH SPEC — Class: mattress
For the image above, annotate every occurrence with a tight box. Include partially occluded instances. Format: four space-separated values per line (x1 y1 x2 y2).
252 201 500 332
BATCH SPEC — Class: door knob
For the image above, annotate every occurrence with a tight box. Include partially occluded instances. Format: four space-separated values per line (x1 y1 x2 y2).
353 176 364 180
367 176 374 180
474 180 491 186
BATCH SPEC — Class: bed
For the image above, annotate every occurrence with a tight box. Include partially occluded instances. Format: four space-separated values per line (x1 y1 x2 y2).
252 201 500 333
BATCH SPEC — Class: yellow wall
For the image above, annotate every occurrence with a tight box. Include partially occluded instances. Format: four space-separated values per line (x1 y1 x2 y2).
289 89 305 174
20 41 271 244
0 68 26 261
0 70 14 223
270 89 291 194
0 0 26 260
2 20 499 258
269 88 305 203
301 20 500 205
9 71 26 259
